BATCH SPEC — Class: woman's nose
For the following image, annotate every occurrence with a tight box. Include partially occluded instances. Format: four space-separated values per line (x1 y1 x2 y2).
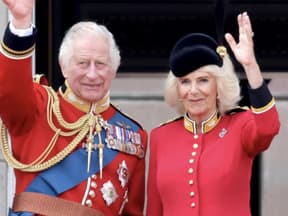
189 84 198 93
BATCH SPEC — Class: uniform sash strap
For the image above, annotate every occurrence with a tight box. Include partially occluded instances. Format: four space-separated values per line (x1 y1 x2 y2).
9 148 117 215
26 147 118 195
12 192 105 216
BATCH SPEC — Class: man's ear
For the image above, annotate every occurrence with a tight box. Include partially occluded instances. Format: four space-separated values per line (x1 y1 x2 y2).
62 70 68 79
59 60 68 78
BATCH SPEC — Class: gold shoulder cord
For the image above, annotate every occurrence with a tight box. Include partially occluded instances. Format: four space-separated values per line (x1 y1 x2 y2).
0 86 94 172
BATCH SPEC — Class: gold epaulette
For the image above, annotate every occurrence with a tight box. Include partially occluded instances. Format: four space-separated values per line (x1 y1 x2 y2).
33 74 48 85
110 103 145 130
156 115 183 128
226 106 250 115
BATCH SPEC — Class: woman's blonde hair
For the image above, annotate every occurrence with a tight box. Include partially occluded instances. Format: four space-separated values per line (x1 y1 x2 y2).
164 55 241 115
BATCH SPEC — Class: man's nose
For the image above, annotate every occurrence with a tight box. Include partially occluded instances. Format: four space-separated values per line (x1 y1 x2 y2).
86 64 99 79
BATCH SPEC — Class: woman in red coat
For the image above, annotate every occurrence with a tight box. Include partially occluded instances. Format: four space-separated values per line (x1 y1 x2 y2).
146 12 280 216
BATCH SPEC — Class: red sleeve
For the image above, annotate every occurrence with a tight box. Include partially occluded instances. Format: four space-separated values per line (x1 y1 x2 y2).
0 52 38 135
146 129 163 216
242 105 280 157
241 81 280 156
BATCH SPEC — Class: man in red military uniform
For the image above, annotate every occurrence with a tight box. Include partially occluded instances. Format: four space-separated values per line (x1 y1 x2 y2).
0 0 147 215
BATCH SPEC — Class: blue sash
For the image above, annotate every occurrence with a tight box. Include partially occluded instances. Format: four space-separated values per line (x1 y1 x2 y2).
26 147 117 195
8 209 32 216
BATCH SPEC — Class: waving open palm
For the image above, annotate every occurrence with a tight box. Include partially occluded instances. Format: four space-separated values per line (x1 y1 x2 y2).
3 0 34 28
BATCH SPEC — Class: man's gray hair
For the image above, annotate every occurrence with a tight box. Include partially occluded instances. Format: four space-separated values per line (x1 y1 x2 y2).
58 21 121 71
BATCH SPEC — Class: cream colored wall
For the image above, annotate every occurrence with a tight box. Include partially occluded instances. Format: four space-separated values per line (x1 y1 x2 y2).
254 73 288 216
0 1 7 39
261 100 288 216
260 73 288 216
0 154 8 216
110 73 178 132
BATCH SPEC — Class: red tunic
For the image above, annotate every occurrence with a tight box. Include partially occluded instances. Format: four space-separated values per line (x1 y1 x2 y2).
0 31 147 215
147 99 279 216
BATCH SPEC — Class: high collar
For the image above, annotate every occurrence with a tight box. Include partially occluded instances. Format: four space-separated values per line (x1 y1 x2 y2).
59 81 110 114
184 111 221 134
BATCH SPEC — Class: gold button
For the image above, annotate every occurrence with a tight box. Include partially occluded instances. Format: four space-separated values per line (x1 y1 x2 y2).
91 174 97 179
193 144 199 149
188 168 194 174
191 152 197 156
189 180 194 185
190 191 195 197
91 182 97 188
85 199 93 207
189 159 194 164
194 134 199 139
89 190 96 198
191 202 196 208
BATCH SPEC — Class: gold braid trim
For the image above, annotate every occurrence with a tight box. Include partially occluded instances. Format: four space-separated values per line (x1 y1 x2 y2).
1 41 35 58
0 86 95 172
251 98 275 114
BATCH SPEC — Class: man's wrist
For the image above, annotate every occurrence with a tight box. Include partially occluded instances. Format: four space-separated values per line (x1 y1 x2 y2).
9 22 34 37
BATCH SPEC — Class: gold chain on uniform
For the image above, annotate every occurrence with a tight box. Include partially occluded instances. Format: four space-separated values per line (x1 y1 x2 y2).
0 86 96 172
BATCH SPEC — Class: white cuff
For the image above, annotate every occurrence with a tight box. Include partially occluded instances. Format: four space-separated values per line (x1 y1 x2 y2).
9 22 34 37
